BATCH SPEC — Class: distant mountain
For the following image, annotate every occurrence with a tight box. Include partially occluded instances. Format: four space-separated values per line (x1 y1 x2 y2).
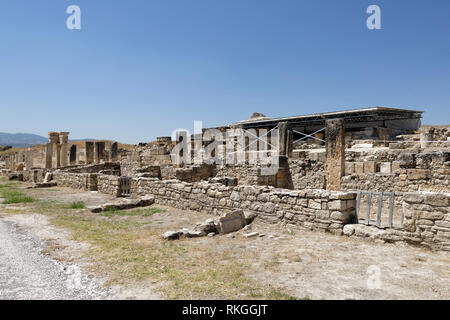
69 139 97 142
0 132 48 148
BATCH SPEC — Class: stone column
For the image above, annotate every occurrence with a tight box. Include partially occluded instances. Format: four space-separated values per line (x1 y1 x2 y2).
5 156 10 170
325 119 345 191
94 142 105 164
54 144 61 168
10 154 15 171
47 132 59 169
94 142 99 164
25 149 32 171
420 127 434 149
59 132 69 167
277 121 290 156
111 142 118 161
105 141 112 162
45 143 53 169
85 142 94 164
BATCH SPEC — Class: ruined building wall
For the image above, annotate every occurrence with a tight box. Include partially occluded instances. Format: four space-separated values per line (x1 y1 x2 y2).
120 140 172 177
131 178 357 234
97 174 121 197
341 151 449 193
346 192 450 252
53 171 98 191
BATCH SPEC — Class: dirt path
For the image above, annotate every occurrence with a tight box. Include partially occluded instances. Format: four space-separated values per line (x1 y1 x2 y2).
0 217 112 300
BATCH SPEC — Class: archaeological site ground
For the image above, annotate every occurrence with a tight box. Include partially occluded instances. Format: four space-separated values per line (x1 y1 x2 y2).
1 107 449 300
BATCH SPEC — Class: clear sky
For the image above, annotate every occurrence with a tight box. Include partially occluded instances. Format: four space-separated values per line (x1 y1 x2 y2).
0 0 449 144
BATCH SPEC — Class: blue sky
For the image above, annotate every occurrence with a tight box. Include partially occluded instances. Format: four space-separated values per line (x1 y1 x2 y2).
0 0 449 144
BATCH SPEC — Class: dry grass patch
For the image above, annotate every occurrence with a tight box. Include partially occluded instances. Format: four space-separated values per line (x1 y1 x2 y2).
50 211 297 299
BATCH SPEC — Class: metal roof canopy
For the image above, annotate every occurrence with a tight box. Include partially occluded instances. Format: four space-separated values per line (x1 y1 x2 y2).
234 107 424 129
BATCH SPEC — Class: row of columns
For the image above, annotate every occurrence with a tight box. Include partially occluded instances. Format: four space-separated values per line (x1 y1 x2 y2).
4 151 26 171
45 132 69 169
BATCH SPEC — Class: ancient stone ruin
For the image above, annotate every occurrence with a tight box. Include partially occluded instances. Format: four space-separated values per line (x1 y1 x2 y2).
1 107 449 251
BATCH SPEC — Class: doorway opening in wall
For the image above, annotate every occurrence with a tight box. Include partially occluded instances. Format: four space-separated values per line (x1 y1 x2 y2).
70 145 77 165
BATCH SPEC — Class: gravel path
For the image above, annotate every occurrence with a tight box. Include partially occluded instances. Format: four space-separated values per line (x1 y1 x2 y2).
0 218 111 300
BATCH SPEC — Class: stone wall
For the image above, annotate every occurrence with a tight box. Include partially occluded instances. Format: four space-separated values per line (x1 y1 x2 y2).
345 192 450 251
214 159 324 190
289 159 325 189
120 141 173 177
97 174 121 196
342 151 449 192
65 162 120 174
130 178 357 234
120 149 140 177
174 164 216 183
53 171 98 191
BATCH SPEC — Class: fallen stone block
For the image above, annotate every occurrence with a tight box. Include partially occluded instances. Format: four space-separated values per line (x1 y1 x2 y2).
163 231 182 240
244 232 259 238
87 206 103 213
90 196 157 213
139 196 155 206
343 224 355 236
194 218 217 234
244 211 257 224
32 182 57 188
43 172 52 183
186 230 205 238
217 210 246 234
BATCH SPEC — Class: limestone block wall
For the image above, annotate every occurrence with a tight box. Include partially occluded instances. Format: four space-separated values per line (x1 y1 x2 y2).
160 165 178 180
403 192 450 250
120 143 172 177
66 162 120 174
130 178 357 234
215 164 260 185
174 164 216 183
341 151 449 192
214 159 325 190
347 192 450 251
289 159 325 190
120 149 141 177
53 171 98 191
22 169 46 183
97 174 121 196
29 148 46 168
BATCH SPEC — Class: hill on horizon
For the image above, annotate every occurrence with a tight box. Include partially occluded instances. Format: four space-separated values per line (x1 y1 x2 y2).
0 132 48 148
0 132 107 148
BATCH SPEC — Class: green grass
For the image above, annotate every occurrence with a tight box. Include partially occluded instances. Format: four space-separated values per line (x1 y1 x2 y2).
66 201 86 209
101 207 164 217
1 189 34 204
